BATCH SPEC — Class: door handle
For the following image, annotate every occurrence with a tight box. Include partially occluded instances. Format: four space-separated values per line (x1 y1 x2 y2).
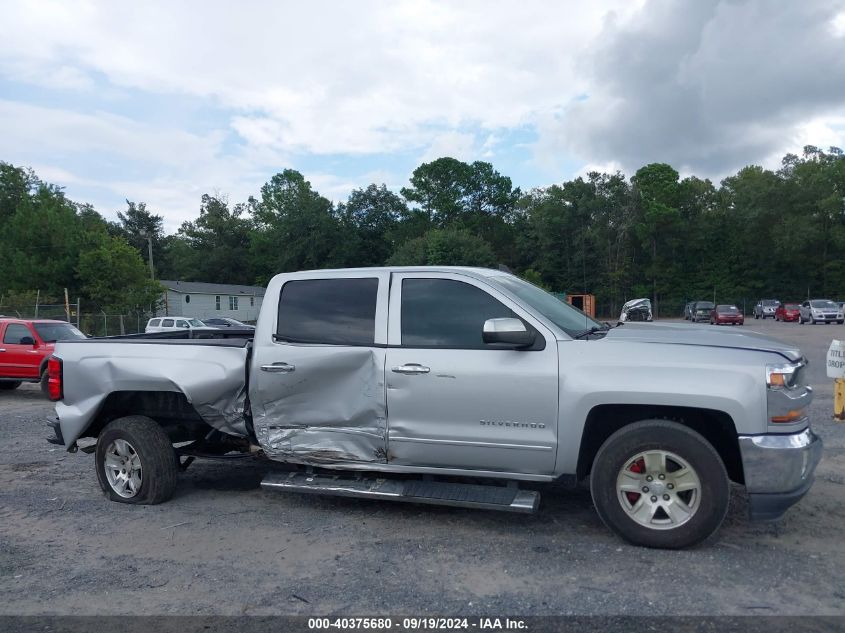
261 362 295 373
391 363 430 375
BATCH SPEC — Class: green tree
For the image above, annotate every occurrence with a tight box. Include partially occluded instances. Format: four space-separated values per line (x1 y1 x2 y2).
631 164 682 317
111 201 166 277
174 194 254 284
250 169 343 283
336 184 406 266
400 157 520 265
387 228 496 267
76 234 163 312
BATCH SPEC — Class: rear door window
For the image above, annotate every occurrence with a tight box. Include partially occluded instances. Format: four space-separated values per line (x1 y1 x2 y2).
276 278 379 346
162 319 174 328
3 323 33 344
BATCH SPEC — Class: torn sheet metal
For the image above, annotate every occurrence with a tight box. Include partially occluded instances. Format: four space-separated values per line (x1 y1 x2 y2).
54 340 250 448
619 298 653 322
251 346 387 464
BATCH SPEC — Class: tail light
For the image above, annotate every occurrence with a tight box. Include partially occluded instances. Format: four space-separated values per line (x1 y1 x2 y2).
47 356 63 401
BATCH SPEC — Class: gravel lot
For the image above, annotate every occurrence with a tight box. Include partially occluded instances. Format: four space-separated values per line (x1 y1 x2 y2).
1 318 844 616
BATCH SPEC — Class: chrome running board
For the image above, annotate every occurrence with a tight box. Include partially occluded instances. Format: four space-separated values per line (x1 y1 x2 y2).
261 471 540 514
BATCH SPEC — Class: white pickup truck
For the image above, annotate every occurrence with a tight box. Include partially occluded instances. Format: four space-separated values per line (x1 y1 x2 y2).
47 267 822 549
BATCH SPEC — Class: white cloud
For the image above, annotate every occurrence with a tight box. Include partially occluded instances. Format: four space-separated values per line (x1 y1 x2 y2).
419 132 479 163
551 0 845 178
2 0 844 226
0 1 636 156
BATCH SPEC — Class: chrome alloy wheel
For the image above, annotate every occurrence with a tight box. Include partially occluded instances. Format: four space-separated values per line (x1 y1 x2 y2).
616 450 701 530
104 438 143 498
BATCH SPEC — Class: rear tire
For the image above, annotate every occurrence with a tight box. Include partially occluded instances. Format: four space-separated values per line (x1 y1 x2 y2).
0 381 22 390
590 420 730 549
95 416 178 505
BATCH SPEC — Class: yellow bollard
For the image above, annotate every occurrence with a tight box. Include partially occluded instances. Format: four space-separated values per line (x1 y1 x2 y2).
828 340 845 422
836 378 845 422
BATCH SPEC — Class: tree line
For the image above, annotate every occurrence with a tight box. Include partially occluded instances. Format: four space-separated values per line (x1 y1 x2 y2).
1 145 844 318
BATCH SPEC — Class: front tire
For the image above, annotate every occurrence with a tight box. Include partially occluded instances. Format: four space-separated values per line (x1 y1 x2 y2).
590 420 730 549
95 416 178 504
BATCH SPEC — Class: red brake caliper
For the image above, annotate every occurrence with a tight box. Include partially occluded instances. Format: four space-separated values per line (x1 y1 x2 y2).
625 458 645 505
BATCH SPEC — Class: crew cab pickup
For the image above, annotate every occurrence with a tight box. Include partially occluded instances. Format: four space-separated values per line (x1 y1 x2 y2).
47 267 822 549
0 318 86 392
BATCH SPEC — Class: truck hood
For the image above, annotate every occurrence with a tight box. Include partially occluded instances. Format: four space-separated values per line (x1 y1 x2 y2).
602 322 802 362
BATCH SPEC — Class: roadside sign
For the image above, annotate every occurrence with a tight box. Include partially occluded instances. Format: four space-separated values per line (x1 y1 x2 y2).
827 340 845 378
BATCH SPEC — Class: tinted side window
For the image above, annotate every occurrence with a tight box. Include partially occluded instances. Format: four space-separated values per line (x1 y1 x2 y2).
162 319 174 327
3 324 33 344
277 278 379 346
149 319 161 327
401 279 515 349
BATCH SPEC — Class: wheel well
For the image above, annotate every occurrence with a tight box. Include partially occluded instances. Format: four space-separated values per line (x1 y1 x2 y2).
83 391 212 443
576 404 744 484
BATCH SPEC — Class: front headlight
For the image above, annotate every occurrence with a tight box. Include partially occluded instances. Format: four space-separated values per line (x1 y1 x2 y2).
766 362 801 389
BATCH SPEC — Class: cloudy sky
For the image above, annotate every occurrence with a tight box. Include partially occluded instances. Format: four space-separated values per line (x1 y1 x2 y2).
2 0 844 230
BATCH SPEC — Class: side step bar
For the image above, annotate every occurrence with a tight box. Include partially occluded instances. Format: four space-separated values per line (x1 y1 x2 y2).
261 471 540 514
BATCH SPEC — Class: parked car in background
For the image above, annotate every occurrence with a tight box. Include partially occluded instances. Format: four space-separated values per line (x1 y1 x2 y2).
775 303 801 322
754 299 780 319
798 300 844 325
683 302 695 320
691 301 714 322
202 317 256 331
710 305 744 326
144 317 216 334
0 318 86 392
619 298 652 322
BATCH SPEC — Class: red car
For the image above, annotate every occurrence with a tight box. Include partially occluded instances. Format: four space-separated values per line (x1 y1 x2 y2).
0 319 86 392
710 304 744 325
775 303 801 322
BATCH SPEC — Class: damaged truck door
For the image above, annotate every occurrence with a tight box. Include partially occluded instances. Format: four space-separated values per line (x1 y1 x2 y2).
250 272 390 464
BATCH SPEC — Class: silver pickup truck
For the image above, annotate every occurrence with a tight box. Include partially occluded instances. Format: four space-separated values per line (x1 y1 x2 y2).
47 267 822 549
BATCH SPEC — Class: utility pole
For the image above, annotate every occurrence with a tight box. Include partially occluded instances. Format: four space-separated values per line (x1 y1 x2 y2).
139 229 154 280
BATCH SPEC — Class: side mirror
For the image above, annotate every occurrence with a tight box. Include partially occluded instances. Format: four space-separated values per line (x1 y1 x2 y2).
483 318 535 348
20 336 35 346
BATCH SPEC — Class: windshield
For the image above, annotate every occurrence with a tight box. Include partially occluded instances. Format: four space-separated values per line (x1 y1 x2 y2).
811 300 837 309
188 318 205 327
785 304 799 309
33 323 86 342
762 300 779 306
488 275 603 337
716 305 739 313
696 302 714 310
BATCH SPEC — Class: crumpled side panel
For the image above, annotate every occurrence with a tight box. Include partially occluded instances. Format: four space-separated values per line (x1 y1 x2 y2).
55 341 250 447
253 347 387 463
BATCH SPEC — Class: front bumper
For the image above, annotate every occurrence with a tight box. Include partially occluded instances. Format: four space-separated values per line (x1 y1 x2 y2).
738 428 822 521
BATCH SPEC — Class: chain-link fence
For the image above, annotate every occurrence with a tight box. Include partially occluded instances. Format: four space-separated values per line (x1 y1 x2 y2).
0 301 151 337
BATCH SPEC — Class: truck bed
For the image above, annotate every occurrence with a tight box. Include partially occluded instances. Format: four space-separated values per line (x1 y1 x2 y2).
53 335 252 449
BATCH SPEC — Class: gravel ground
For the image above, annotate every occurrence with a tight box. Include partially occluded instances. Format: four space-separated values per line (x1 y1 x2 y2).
1 318 843 616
